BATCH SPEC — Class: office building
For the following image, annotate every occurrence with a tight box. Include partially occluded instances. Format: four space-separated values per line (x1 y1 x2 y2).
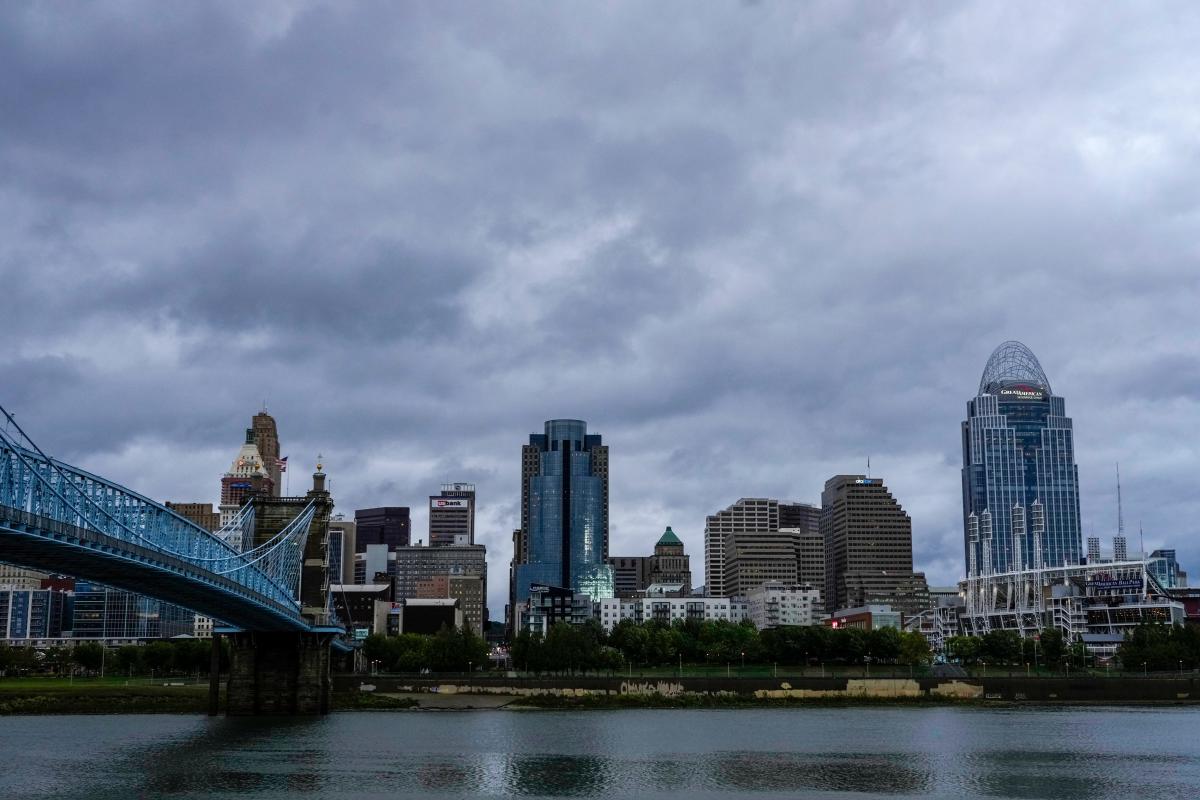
1148 549 1188 589
649 527 691 591
512 419 613 623
704 498 779 598
218 428 274 533
354 507 411 551
415 573 486 636
393 543 487 634
962 341 1082 575
724 530 800 596
71 582 194 640
0 565 46 590
608 526 694 598
821 475 928 616
430 483 475 546
746 582 822 629
0 586 72 640
328 516 357 585
608 555 651 598
165 502 220 532
252 410 283 496
354 544 396 584
392 598 463 636
521 585 595 634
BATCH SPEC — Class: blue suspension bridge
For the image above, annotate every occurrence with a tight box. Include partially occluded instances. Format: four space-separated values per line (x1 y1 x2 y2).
0 405 343 714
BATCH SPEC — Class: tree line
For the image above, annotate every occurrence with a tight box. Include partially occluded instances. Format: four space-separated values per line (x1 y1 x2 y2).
0 639 222 677
361 626 489 673
1119 623 1200 672
509 618 933 674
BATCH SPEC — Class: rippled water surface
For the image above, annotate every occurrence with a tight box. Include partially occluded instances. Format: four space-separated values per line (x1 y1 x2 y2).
1 707 1198 799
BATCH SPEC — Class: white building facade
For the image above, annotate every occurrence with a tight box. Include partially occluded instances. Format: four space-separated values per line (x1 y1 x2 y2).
746 582 822 629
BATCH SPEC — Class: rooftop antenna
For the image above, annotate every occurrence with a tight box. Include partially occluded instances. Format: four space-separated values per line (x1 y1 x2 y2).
867 456 871 479
1116 463 1125 541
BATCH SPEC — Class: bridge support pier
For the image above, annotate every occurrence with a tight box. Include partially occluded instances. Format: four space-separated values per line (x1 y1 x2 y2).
224 631 333 715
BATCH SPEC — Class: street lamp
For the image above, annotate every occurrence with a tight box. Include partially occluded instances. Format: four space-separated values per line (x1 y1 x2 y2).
1143 661 1148 678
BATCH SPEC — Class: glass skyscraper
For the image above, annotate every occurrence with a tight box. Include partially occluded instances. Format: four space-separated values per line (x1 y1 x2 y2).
514 419 613 605
962 341 1082 575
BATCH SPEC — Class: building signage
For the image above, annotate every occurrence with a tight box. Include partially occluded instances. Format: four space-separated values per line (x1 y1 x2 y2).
998 384 1045 401
353 628 369 640
854 479 878 485
431 498 471 510
1089 579 1142 592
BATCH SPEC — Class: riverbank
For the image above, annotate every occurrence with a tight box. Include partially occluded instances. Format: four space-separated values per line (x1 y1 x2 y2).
5 674 1200 714
341 674 1200 707
0 680 210 714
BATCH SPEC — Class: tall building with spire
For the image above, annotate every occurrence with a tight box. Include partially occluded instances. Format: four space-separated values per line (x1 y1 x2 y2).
962 341 1082 576
218 428 274 539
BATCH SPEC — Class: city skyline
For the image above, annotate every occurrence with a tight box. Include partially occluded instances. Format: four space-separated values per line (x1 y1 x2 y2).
3 5 1198 623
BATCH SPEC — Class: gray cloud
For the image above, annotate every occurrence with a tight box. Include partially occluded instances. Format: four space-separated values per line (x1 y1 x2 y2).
3 2 1199 617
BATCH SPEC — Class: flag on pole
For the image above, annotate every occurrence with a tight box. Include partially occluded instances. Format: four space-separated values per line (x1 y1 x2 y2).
275 456 288 473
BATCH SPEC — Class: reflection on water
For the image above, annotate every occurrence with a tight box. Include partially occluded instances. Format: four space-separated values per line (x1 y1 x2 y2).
708 752 931 794
2 707 1200 799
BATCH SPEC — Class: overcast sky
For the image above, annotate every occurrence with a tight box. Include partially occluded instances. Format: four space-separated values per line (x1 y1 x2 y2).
3 3 1199 619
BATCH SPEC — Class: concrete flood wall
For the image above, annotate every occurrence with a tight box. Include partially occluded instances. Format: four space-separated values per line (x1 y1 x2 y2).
334 674 1200 704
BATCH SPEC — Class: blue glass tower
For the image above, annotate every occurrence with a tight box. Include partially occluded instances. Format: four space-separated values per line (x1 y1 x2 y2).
515 419 613 604
962 342 1082 575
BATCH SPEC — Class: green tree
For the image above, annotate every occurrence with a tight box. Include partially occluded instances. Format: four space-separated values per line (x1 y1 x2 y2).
866 627 903 664
143 641 176 674
980 630 1022 666
112 645 144 676
945 636 981 665
1038 628 1066 667
898 632 932 667
73 642 106 674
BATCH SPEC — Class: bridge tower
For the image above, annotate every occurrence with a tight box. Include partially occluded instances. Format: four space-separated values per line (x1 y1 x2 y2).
222 462 340 716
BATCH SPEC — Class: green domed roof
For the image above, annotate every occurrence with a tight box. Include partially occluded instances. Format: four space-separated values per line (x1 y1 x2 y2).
656 526 682 546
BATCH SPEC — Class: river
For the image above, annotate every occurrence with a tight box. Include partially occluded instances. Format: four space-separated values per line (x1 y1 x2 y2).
1 707 1197 799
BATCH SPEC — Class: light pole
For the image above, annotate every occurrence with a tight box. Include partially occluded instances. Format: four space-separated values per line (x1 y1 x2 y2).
1143 661 1148 678
1180 660 1184 678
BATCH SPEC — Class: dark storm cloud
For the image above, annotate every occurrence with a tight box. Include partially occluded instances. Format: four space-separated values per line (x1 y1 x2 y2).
3 2 1200 615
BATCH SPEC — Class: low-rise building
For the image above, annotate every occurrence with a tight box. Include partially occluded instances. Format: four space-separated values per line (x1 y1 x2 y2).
330 583 393 637
595 595 748 632
746 582 821 629
389 598 462 636
826 605 903 631
520 585 594 634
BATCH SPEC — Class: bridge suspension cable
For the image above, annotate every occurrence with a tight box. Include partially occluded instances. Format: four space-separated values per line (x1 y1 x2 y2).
0 403 314 607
